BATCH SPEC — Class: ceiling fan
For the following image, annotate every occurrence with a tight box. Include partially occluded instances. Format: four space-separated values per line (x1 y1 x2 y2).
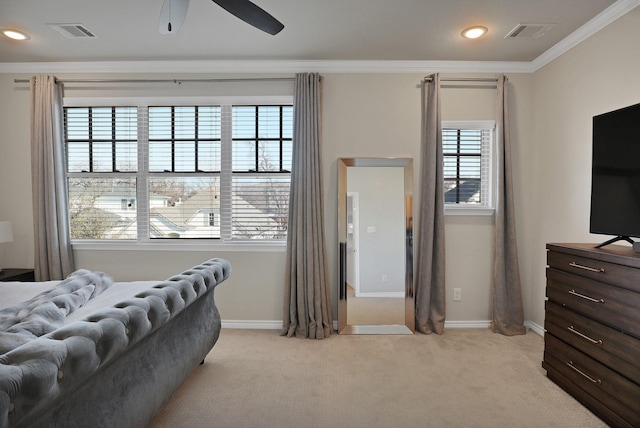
159 0 284 35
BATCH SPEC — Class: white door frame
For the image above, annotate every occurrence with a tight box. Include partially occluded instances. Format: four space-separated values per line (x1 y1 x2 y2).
346 192 360 296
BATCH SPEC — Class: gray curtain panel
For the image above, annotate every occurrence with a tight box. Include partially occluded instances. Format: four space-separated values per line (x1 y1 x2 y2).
281 73 333 339
492 75 526 336
29 75 75 281
415 73 446 335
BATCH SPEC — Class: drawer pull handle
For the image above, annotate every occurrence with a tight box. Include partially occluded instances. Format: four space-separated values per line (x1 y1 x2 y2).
566 361 602 384
569 262 605 273
568 289 605 304
567 326 603 345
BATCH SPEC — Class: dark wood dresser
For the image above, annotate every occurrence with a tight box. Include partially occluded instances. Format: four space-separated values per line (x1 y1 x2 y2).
544 243 640 428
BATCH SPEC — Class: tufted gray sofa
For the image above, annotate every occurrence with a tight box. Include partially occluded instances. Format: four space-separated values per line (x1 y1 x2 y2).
0 258 231 428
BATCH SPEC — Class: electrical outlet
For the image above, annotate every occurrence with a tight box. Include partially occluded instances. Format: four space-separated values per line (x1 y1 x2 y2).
382 274 388 282
453 288 462 301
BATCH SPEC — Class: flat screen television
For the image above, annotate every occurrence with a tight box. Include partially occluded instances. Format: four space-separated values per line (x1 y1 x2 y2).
590 102 640 248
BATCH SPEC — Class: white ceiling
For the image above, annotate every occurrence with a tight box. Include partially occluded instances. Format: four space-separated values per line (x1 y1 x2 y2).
0 0 634 67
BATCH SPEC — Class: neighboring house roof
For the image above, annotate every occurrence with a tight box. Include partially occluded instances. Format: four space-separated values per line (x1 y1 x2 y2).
81 184 169 202
151 187 221 227
85 184 280 238
444 180 481 203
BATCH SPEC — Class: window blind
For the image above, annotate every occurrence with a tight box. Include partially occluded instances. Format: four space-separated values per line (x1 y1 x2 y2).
229 105 292 240
442 124 493 207
148 106 221 173
65 107 138 239
64 102 293 242
65 107 138 173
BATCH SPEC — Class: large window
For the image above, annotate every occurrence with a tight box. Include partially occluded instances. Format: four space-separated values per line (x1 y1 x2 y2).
442 121 495 213
64 102 293 242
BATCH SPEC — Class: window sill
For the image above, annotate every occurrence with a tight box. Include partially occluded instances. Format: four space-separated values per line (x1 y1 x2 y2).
444 206 495 216
71 239 287 252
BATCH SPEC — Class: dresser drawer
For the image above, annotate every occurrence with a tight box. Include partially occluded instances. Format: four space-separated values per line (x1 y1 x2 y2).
546 268 640 338
545 301 640 384
548 250 640 293
543 334 640 425
544 363 637 428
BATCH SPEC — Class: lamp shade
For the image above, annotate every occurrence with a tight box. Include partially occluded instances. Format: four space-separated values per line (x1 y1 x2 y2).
0 221 14 244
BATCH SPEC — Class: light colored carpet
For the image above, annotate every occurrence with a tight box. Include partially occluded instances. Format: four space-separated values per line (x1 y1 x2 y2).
149 328 606 428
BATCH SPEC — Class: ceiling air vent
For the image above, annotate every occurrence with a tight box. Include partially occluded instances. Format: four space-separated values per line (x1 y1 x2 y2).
505 23 554 39
49 24 97 38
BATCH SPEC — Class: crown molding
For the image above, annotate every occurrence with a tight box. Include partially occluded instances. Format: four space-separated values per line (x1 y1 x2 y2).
531 0 640 71
1 0 637 76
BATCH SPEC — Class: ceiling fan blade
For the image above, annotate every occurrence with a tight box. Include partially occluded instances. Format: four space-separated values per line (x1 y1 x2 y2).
212 0 284 35
159 0 190 34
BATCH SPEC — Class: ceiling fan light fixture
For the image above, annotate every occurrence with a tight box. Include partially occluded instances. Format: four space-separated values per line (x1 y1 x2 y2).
461 26 488 39
1 29 30 41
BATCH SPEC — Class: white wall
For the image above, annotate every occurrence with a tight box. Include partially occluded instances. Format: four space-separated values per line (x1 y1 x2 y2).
432 74 531 322
3 6 638 327
1 71 523 324
0 75 33 268
522 7 640 327
321 73 533 323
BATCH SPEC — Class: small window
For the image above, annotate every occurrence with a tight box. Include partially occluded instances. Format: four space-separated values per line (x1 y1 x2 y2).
442 121 495 214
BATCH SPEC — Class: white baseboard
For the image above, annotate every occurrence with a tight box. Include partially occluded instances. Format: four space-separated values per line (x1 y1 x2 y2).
445 320 545 336
354 291 405 298
222 320 283 330
222 319 545 336
525 320 544 336
443 320 491 329
222 320 340 330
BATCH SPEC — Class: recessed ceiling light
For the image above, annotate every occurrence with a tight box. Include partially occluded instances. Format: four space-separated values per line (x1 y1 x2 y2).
461 26 488 39
1 29 30 41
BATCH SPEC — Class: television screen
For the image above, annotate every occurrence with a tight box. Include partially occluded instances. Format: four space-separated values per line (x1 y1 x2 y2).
590 102 640 243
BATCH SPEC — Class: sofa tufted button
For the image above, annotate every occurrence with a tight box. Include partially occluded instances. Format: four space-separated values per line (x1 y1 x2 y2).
57 370 64 380
125 327 130 335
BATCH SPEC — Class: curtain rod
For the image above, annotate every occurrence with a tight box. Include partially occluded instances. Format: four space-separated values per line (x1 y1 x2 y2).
14 77 295 85
15 76 493 85
423 77 498 83
15 76 493 84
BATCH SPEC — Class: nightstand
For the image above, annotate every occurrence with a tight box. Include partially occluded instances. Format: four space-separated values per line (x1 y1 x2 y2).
0 268 35 282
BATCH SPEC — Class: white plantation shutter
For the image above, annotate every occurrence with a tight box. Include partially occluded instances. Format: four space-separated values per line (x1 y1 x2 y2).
147 106 222 239
148 106 221 173
65 107 138 239
64 101 292 242
442 121 494 209
229 105 292 240
147 176 221 239
66 106 138 173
